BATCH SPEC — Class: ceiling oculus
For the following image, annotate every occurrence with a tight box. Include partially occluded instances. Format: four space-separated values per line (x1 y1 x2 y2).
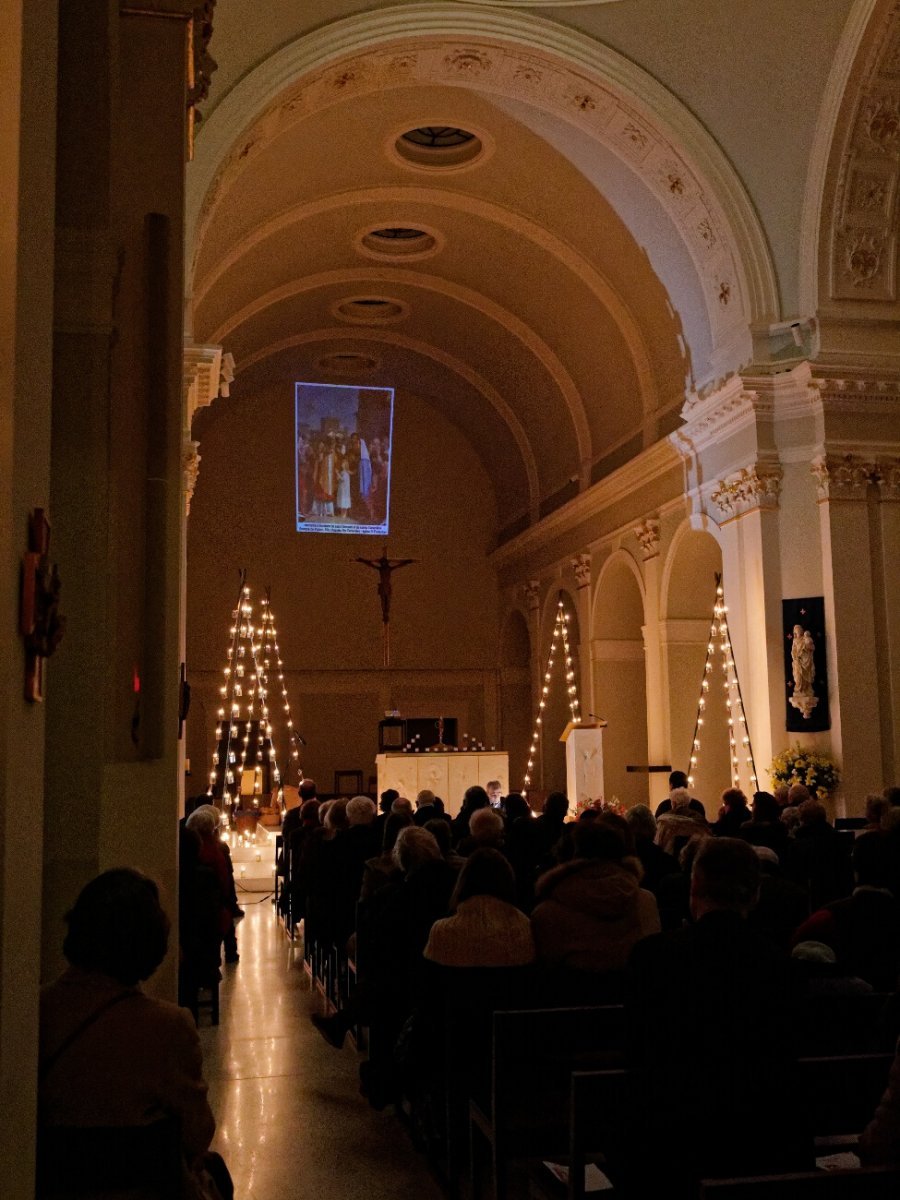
316 351 380 375
357 224 442 261
332 296 409 326
390 123 490 172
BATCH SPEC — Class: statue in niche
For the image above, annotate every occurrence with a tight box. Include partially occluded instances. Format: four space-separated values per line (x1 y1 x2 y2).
789 624 819 719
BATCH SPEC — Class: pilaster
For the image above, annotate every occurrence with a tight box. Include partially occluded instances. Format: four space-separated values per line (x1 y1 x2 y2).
44 0 197 994
813 451 893 794
571 553 594 719
876 456 900 774
523 579 543 785
0 4 58 1196
634 517 668 805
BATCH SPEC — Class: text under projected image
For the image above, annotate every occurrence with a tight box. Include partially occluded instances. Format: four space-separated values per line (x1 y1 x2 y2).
295 382 394 535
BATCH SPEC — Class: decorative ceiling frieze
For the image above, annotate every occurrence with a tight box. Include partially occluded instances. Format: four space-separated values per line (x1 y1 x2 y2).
829 4 900 303
188 6 778 356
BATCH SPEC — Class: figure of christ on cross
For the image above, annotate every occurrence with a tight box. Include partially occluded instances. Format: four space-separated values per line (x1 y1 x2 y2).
353 548 416 667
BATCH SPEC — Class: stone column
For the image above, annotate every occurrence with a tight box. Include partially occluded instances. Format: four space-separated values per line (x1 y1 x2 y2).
877 458 900 779
635 518 668 807
523 580 542 786
571 553 594 718
43 0 197 996
182 340 222 805
812 453 885 798
708 462 785 796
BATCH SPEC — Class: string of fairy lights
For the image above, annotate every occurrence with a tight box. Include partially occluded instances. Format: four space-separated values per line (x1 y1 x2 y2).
687 573 757 792
208 574 299 815
253 589 301 798
523 595 581 790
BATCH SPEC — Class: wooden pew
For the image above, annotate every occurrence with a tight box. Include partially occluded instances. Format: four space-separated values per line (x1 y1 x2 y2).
528 1068 627 1200
801 1053 895 1140
469 1005 626 1200
797 994 894 1058
701 1165 900 1198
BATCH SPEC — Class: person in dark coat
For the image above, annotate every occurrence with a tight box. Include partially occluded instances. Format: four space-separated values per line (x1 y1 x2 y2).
449 784 491 846
312 827 455 1049
740 790 791 860
792 830 900 991
712 786 751 837
791 799 853 909
626 838 806 1198
625 804 679 896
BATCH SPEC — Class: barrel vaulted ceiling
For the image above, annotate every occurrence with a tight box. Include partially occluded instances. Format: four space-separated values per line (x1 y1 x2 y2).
188 1 858 535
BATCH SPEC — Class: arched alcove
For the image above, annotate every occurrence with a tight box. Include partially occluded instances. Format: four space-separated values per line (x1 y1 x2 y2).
499 607 531 789
592 553 648 809
662 525 730 809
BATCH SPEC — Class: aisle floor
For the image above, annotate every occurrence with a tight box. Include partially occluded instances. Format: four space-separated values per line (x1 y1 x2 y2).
199 892 445 1200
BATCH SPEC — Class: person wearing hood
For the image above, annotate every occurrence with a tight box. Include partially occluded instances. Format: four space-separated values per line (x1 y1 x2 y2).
531 818 660 973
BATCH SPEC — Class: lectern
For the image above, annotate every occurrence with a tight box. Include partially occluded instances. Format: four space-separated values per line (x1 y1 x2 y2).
560 720 607 809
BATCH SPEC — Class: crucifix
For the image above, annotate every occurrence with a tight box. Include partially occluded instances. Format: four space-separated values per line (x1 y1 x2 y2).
354 547 416 667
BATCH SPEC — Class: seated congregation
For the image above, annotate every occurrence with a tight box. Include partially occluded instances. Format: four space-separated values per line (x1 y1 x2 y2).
35 779 900 1200
285 775 900 1198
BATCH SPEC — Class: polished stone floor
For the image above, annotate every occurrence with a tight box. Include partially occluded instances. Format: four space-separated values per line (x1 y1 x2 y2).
199 892 444 1200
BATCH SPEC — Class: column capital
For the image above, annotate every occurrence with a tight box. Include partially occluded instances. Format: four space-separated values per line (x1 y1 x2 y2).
709 462 782 521
877 457 900 501
523 580 541 612
811 453 878 501
571 554 591 589
634 517 661 559
182 438 201 515
183 340 222 426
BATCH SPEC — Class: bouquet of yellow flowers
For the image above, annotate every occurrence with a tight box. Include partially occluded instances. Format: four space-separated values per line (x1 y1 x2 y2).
769 745 840 800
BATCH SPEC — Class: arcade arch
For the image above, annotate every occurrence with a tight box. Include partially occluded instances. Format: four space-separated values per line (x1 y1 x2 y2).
592 552 648 809
498 607 532 789
662 524 729 809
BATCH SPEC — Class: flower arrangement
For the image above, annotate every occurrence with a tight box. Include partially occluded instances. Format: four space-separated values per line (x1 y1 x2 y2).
768 744 840 800
574 795 625 818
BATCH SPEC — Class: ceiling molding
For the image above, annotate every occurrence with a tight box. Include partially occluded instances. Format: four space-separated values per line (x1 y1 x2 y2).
824 1 900 309
187 3 778 368
490 437 681 569
207 264 594 470
798 0 879 316
192 183 662 421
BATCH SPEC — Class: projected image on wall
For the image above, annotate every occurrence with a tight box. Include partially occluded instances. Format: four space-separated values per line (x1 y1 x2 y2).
295 382 394 535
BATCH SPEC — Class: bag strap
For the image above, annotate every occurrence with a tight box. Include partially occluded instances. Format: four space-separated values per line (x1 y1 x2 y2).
39 989 137 1083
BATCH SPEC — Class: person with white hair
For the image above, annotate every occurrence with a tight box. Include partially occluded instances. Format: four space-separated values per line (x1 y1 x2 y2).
626 804 678 895
185 804 242 965
655 787 709 857
458 807 505 856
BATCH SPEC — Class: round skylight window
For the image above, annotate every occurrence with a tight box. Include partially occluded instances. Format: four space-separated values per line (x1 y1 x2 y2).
387 122 492 174
332 296 409 326
355 223 444 262
316 351 380 376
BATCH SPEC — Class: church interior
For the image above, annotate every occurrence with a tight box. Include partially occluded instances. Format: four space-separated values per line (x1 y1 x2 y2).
2 1 900 1195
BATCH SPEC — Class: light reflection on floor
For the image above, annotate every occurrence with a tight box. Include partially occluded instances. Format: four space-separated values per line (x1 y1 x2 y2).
198 893 443 1200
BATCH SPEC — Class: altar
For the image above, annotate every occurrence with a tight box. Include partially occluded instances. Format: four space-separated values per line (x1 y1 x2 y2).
376 750 509 807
